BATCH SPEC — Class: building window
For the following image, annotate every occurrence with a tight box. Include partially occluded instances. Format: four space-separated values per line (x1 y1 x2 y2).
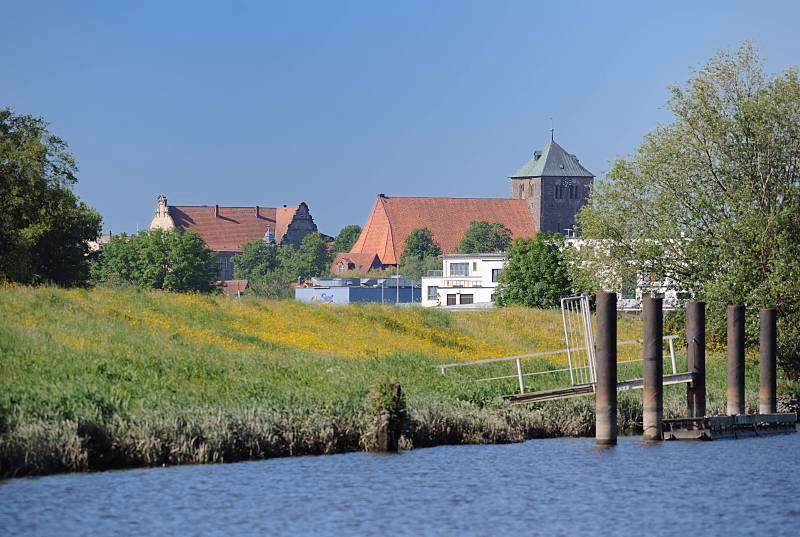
427 286 438 300
337 263 345 274
472 261 477 270
447 294 457 306
460 294 474 305
450 262 469 277
492 268 501 282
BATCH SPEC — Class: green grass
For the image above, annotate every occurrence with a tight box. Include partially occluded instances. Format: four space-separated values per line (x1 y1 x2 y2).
0 284 794 477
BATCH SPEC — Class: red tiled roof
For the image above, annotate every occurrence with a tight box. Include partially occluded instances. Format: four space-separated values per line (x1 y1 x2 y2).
349 196 536 265
331 252 381 274
274 206 297 245
169 205 276 252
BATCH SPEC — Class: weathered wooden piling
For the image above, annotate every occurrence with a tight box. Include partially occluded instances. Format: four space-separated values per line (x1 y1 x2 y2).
595 292 617 447
759 308 777 415
643 296 663 442
686 301 706 418
727 304 746 416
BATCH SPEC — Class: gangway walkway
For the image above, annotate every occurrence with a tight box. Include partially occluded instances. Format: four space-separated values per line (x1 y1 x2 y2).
437 295 694 404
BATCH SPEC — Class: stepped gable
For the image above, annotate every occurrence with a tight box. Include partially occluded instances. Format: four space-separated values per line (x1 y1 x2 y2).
348 195 536 265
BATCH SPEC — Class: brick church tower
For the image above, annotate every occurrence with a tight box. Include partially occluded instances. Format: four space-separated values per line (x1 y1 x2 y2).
509 135 594 236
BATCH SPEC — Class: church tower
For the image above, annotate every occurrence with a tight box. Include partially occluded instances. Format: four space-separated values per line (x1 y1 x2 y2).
509 135 594 236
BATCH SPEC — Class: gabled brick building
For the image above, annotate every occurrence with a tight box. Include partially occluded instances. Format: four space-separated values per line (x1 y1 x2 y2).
335 136 593 272
149 195 319 280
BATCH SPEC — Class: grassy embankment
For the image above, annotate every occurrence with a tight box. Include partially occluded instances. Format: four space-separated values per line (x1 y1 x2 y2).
1 285 793 477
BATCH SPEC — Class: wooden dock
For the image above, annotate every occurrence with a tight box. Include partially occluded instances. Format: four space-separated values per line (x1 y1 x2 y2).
663 413 798 440
502 372 695 405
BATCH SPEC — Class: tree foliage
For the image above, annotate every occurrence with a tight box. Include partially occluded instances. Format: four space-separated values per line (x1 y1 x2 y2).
330 224 361 255
398 227 441 280
572 43 800 376
459 221 512 253
293 232 333 279
496 234 572 308
402 228 441 259
0 108 102 286
92 229 217 292
232 240 279 280
231 232 332 296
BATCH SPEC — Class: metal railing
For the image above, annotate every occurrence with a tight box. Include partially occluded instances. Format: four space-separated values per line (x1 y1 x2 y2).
437 335 681 395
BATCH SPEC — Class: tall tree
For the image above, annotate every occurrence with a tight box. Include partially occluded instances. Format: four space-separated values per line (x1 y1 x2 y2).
294 232 332 279
92 229 216 292
330 224 362 255
459 221 512 253
496 234 572 308
0 109 102 285
399 227 441 280
572 43 800 377
402 228 441 259
233 239 280 280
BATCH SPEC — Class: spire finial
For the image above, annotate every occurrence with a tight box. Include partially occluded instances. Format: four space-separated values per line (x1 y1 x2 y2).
549 116 554 141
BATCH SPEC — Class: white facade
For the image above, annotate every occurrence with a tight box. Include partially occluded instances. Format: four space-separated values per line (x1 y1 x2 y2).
421 253 506 308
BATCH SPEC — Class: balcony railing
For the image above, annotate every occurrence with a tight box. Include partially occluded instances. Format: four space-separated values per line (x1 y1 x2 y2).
426 270 443 277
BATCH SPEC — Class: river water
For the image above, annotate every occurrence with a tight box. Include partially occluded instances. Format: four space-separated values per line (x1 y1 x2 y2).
2 433 799 536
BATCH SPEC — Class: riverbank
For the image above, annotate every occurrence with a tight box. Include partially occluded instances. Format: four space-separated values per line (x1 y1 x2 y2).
1 285 796 477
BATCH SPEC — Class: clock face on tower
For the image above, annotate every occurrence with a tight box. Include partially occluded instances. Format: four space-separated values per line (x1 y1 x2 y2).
561 177 574 187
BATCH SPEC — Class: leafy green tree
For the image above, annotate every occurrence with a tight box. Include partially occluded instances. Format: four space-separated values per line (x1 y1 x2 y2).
232 240 279 280
0 108 102 285
163 230 218 292
293 232 331 280
330 224 361 255
398 227 441 280
402 228 441 259
398 254 441 282
93 229 216 292
90 234 134 285
572 43 800 377
459 221 512 253
496 234 572 308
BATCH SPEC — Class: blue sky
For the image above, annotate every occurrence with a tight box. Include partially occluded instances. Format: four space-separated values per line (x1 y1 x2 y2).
3 1 800 235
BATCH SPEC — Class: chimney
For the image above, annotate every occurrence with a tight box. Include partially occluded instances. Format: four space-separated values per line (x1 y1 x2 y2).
214 204 219 218
256 205 260 218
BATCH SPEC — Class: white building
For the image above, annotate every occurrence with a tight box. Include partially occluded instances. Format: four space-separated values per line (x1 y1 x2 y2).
421 253 506 308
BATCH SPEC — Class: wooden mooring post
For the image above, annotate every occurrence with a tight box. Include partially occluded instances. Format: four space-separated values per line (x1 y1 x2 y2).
643 296 663 442
686 301 706 419
760 308 777 415
727 304 746 416
595 292 617 447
